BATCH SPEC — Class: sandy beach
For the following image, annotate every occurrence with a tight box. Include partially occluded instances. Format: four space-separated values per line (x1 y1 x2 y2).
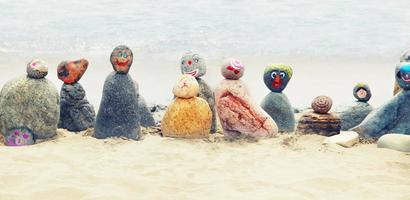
0 128 409 200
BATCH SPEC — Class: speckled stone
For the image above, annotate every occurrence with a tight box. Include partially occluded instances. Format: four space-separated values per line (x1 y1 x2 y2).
94 72 140 139
138 95 156 127
58 83 95 132
161 75 212 138
297 112 341 136
215 79 278 138
133 81 155 127
26 59 48 79
196 78 216 133
352 63 410 138
377 134 410 152
261 64 295 132
0 75 60 143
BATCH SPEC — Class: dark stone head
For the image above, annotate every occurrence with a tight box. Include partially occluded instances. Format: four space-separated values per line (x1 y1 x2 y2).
263 64 293 93
396 62 410 90
180 51 206 78
62 83 86 100
57 58 89 84
353 83 372 102
110 45 133 74
221 58 245 80
400 49 410 62
27 59 48 79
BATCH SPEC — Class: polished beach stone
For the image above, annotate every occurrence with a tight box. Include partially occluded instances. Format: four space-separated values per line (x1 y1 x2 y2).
261 64 295 132
216 59 278 138
352 63 410 138
180 51 216 133
377 134 410 152
0 60 59 145
162 75 212 138
57 58 88 84
323 131 359 148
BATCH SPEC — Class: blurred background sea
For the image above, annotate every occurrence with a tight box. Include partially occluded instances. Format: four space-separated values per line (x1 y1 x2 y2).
0 0 409 109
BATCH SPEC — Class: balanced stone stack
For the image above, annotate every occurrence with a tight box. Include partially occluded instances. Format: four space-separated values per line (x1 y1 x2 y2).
352 62 410 138
215 58 278 138
57 58 95 132
180 51 216 133
297 96 341 136
261 64 295 133
0 59 59 146
336 83 373 130
94 45 141 140
161 74 212 138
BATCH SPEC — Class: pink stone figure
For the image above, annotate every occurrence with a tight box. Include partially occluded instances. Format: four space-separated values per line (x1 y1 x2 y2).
215 58 278 137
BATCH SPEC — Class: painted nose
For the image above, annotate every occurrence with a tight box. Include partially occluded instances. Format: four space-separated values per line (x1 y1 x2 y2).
188 60 192 65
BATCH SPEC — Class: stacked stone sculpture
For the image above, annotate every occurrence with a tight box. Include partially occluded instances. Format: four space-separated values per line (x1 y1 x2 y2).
215 58 278 138
0 59 59 146
261 64 295 133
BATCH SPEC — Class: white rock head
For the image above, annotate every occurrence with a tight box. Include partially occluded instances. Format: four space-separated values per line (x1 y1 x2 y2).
173 74 199 99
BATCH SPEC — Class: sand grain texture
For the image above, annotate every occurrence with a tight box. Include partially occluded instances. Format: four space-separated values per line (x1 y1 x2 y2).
0 129 409 200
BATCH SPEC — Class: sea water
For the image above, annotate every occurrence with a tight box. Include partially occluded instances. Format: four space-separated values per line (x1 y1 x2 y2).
0 0 409 108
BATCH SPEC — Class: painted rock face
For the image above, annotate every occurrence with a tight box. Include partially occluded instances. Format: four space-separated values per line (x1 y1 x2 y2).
173 74 199 99
5 128 34 146
400 49 410 62
395 62 410 90
57 58 89 84
110 45 133 74
353 83 372 102
263 64 293 93
312 96 333 114
26 59 48 79
180 51 206 78
221 58 245 80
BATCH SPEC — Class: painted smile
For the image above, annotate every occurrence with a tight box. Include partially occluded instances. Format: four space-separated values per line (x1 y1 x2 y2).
116 60 129 66
401 72 410 83
185 69 198 77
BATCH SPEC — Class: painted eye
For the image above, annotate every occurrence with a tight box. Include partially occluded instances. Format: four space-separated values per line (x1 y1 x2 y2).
123 52 127 58
181 60 185 65
271 72 277 79
193 58 199 63
280 72 286 78
118 52 122 57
